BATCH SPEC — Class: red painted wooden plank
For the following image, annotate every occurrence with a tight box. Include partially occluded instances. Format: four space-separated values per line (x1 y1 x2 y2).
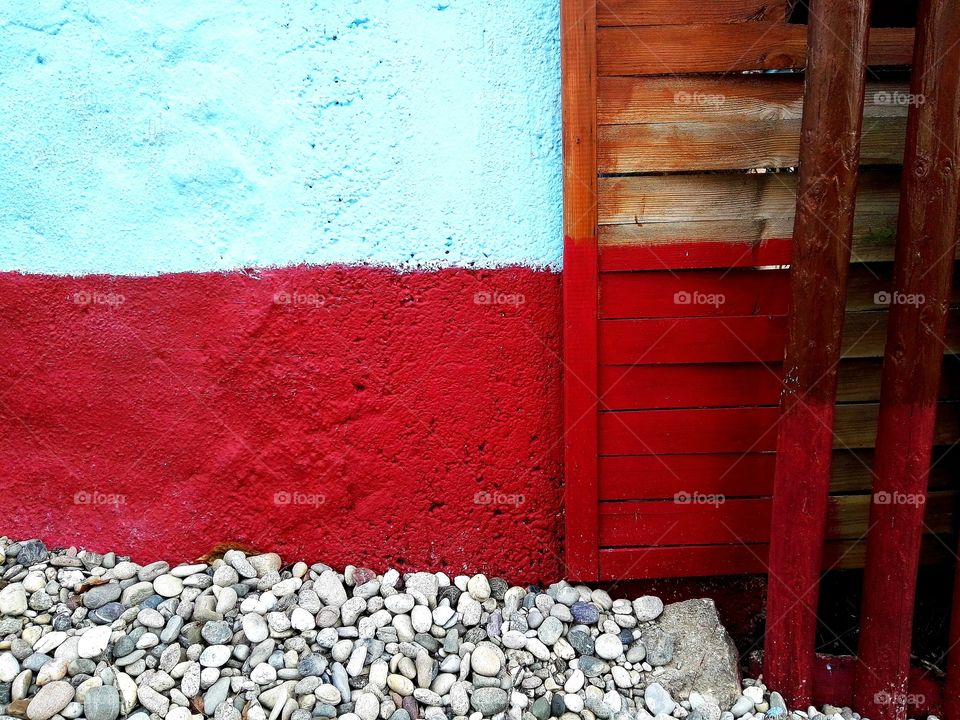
599 539 952 581
856 2 960 718
600 316 786 365
764 0 872 705
599 269 789 318
599 544 771 579
561 0 599 581
599 447 960 501
600 498 772 546
600 492 955 549
599 238 792 272
601 313 960 366
599 358 960 411
599 364 782 410
599 407 780 455
598 492 959 548
598 453 776 500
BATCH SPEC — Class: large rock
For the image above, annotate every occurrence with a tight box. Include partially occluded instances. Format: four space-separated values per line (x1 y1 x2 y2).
652 599 740 708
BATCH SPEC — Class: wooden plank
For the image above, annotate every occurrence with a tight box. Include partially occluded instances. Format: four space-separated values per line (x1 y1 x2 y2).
599 235 794 271
599 363 783 409
762 3 872 703
599 492 955 547
599 453 777 500
857 2 960 717
597 446 960 501
599 315 786 364
598 77 909 125
597 116 905 172
597 212 912 268
599 406 780 455
598 226 960 270
599 310 960 365
597 264 952 319
598 536 953 580
599 357 960 410
597 168 899 226
599 402 960 456
599 269 789 318
560 0 599 581
597 25 913 76
596 0 786 26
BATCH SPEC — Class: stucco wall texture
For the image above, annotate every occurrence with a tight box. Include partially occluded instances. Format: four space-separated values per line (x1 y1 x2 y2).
0 0 562 274
0 1 566 581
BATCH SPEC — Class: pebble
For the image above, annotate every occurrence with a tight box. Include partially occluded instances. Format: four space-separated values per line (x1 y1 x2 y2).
199 645 232 667
153 574 183 597
470 643 501 677
26 680 74 720
634 595 665 622
537 616 564 645
0 653 20 682
17 540 49 566
77 626 111 659
242 613 269 643
466 574 491 601
315 571 347 608
568 628 594 656
471 687 508 716
81 583 121 609
732 696 756 717
595 633 624 660
83 686 120 720
571 601 600 624
0 584 27 615
646 682 676 716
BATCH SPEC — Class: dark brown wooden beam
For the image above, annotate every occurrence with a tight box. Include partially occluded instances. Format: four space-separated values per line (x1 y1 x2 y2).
855 2 960 719
764 0 872 706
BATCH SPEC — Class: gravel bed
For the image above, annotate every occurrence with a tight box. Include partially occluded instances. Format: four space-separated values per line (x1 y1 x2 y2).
0 539 935 720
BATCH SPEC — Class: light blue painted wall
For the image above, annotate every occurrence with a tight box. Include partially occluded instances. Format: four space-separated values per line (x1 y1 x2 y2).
0 1 561 275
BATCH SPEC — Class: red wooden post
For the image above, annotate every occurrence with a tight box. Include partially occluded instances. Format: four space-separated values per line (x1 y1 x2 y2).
764 0 872 705
855 1 960 718
561 0 599 580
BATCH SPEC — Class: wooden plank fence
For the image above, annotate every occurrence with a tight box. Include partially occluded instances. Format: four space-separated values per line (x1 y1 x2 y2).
560 0 960 717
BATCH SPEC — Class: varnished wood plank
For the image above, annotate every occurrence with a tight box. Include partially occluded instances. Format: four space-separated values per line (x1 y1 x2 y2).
598 77 909 125
597 25 913 76
596 0 786 26
598 169 899 225
598 116 905 172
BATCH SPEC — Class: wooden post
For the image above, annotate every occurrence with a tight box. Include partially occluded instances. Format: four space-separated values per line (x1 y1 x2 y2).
561 0 599 580
855 1 960 718
764 0 872 705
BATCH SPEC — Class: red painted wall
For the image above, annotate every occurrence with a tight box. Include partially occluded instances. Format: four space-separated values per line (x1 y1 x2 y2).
0 266 563 582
